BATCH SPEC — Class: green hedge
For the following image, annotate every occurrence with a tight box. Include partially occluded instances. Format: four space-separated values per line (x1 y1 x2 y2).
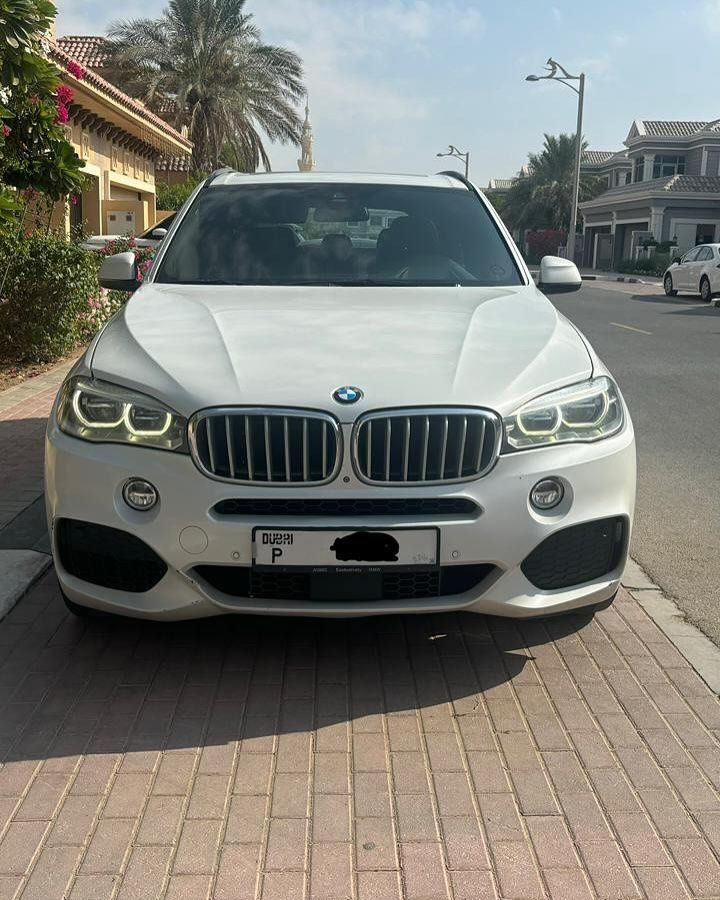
0 231 103 363
617 253 670 277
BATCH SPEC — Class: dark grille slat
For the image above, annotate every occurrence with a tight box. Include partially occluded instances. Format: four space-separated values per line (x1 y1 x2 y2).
206 419 217 472
355 409 499 485
245 417 254 480
225 416 236 479
456 416 467 479
194 563 496 602
192 410 339 485
213 497 479 517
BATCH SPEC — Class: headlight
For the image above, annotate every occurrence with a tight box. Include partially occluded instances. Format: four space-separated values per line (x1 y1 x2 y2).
503 376 623 452
57 377 188 452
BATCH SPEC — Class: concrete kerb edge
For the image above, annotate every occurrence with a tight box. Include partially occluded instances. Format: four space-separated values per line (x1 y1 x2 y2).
0 550 52 624
622 556 720 695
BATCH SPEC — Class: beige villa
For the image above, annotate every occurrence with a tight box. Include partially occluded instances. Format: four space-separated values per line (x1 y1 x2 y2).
45 37 192 237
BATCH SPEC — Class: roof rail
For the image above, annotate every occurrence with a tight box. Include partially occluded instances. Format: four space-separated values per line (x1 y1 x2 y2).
437 169 473 190
204 167 235 186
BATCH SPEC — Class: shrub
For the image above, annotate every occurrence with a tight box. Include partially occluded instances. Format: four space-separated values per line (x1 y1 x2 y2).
525 229 567 264
0 231 100 362
617 254 669 277
156 175 204 211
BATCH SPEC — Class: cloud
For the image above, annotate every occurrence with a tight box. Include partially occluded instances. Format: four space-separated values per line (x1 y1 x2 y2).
551 6 562 22
261 0 485 129
611 31 628 46
704 0 720 33
57 0 151 33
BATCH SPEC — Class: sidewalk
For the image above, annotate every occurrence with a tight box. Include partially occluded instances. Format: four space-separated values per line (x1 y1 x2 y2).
0 360 75 619
1 364 719 899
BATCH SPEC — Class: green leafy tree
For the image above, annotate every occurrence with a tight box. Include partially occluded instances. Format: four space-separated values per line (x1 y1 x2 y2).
156 171 205 211
107 0 306 173
0 0 86 227
503 134 606 233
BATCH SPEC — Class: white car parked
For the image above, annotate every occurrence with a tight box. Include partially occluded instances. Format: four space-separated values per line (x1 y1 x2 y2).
46 171 636 621
663 243 720 301
79 213 176 253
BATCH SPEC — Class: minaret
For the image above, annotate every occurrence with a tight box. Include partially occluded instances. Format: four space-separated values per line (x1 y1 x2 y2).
298 98 316 172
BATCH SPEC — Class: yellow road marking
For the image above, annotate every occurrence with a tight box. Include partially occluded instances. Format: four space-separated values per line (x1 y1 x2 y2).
610 322 652 335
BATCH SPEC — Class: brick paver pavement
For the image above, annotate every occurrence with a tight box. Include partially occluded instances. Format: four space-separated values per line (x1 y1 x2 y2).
1 363 720 899
0 576 719 899
0 360 75 530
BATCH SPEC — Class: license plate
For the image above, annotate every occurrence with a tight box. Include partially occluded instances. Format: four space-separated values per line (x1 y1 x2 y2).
253 528 439 572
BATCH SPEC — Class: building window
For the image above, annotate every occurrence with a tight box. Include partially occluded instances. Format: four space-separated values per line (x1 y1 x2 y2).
123 151 131 175
81 131 90 160
625 172 632 185
144 158 152 182
111 146 119 171
633 158 644 182
652 155 685 178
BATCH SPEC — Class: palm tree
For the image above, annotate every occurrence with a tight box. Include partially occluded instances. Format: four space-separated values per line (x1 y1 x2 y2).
503 133 606 232
107 0 305 173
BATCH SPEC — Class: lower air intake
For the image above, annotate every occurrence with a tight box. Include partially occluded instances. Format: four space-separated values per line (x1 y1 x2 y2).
193 564 496 602
56 519 167 593
521 517 627 590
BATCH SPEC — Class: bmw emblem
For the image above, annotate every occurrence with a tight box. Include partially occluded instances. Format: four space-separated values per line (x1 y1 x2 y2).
333 386 363 404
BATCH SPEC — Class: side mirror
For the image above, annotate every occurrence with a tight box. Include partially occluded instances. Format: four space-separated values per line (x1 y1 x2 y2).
672 256 682 265
151 227 168 240
99 251 140 292
537 255 582 294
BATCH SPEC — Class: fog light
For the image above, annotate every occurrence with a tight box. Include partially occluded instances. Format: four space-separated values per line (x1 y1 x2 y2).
530 478 564 510
122 478 158 511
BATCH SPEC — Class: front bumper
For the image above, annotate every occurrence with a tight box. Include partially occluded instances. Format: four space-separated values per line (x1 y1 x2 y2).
45 416 636 620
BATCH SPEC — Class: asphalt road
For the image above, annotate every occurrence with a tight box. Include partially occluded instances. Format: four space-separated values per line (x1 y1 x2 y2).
552 280 720 645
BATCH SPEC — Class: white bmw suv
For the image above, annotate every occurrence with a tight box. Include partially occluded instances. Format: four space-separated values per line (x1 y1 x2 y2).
46 171 636 621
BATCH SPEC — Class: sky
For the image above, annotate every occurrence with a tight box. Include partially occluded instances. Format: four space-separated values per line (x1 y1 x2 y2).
56 0 720 184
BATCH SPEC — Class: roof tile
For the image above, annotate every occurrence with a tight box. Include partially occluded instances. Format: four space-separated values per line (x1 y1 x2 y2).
47 39 192 152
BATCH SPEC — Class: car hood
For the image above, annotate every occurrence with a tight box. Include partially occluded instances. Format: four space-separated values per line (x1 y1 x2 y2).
90 284 593 420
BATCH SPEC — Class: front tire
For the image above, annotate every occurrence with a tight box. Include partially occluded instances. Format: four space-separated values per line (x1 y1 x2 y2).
664 273 677 296
700 276 712 302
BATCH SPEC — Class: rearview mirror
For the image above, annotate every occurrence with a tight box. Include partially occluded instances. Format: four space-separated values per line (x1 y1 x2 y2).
99 251 140 292
151 227 168 240
537 255 582 294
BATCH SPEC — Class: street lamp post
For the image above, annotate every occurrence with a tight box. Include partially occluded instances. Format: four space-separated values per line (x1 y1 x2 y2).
436 145 470 179
526 58 585 262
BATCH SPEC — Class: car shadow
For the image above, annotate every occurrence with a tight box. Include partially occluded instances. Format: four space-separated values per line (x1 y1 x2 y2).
627 292 701 305
0 572 596 765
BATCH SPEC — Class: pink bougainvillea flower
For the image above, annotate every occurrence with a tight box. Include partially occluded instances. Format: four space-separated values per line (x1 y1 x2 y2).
66 61 84 80
57 85 74 104
70 195 78 205
2 125 10 138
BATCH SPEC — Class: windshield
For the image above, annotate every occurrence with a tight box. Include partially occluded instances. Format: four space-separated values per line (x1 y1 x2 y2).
155 183 523 287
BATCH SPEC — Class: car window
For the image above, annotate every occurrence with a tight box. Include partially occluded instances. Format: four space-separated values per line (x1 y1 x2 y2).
155 183 524 287
138 213 175 240
696 246 713 261
681 248 700 263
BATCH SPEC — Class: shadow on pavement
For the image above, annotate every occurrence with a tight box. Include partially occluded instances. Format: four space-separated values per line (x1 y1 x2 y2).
0 573 594 764
627 292 702 305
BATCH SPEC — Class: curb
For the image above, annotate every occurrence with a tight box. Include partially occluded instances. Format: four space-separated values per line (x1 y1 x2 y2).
622 557 720 694
0 549 52 623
